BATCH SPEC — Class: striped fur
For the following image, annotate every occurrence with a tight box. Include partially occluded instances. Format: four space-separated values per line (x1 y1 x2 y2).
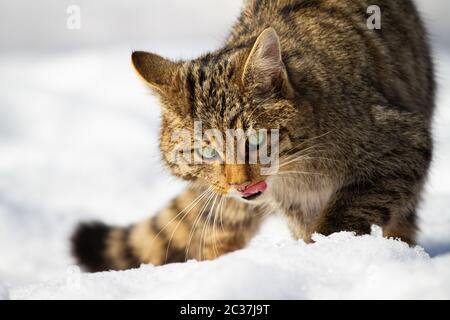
72 0 434 271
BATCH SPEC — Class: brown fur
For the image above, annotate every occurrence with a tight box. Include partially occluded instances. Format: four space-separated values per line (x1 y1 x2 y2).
72 0 434 271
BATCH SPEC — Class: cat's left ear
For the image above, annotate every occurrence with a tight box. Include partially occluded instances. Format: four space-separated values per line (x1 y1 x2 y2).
131 51 180 95
242 27 293 97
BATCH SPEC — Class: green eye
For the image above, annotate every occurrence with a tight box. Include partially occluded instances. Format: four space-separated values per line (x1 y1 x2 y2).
200 146 218 160
248 132 265 147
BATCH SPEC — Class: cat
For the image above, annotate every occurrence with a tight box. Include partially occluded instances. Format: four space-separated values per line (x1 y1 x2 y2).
72 0 434 272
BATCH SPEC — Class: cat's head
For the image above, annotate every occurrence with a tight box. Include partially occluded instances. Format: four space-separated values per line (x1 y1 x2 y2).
132 28 313 203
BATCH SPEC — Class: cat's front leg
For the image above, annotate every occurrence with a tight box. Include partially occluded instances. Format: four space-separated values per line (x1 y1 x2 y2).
310 176 424 245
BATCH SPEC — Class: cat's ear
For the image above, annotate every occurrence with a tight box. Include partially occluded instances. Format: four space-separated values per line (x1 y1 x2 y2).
242 28 292 96
131 51 179 95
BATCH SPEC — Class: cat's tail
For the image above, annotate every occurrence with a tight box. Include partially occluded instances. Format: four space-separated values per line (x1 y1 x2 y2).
71 222 141 272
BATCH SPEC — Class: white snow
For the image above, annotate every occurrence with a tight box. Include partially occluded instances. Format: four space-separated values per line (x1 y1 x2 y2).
9 229 450 300
0 1 450 300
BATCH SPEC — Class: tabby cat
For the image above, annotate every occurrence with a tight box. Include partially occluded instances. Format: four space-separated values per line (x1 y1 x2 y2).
72 0 434 272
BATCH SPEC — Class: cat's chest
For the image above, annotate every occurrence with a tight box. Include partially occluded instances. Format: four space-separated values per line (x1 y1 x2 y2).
269 178 336 223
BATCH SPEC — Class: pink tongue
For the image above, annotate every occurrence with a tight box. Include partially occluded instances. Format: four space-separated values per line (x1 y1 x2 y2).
243 181 267 196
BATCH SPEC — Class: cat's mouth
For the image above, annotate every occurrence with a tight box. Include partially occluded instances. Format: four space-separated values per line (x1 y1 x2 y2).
242 191 263 201
239 181 268 201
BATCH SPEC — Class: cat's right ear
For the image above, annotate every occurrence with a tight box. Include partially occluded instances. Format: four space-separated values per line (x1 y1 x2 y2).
242 28 293 97
131 51 179 95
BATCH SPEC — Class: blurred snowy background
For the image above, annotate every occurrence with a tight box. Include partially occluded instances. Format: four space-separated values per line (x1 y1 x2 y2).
0 0 449 299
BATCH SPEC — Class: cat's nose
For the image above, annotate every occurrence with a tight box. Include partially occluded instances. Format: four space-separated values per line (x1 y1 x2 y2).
231 181 252 193
225 164 250 187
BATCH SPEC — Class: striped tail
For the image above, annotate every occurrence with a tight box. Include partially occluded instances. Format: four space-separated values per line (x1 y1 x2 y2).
71 215 194 272
71 222 140 272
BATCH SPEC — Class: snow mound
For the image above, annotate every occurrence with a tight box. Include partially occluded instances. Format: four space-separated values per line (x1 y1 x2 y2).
11 231 450 300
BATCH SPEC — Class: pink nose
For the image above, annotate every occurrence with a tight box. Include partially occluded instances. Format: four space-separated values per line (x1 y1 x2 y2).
238 181 268 196
234 181 251 193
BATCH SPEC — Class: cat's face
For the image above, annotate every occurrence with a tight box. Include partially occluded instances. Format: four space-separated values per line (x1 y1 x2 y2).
132 28 311 203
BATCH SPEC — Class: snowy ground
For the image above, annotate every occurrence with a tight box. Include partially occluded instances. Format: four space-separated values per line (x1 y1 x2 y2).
9 230 450 300
0 43 450 299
